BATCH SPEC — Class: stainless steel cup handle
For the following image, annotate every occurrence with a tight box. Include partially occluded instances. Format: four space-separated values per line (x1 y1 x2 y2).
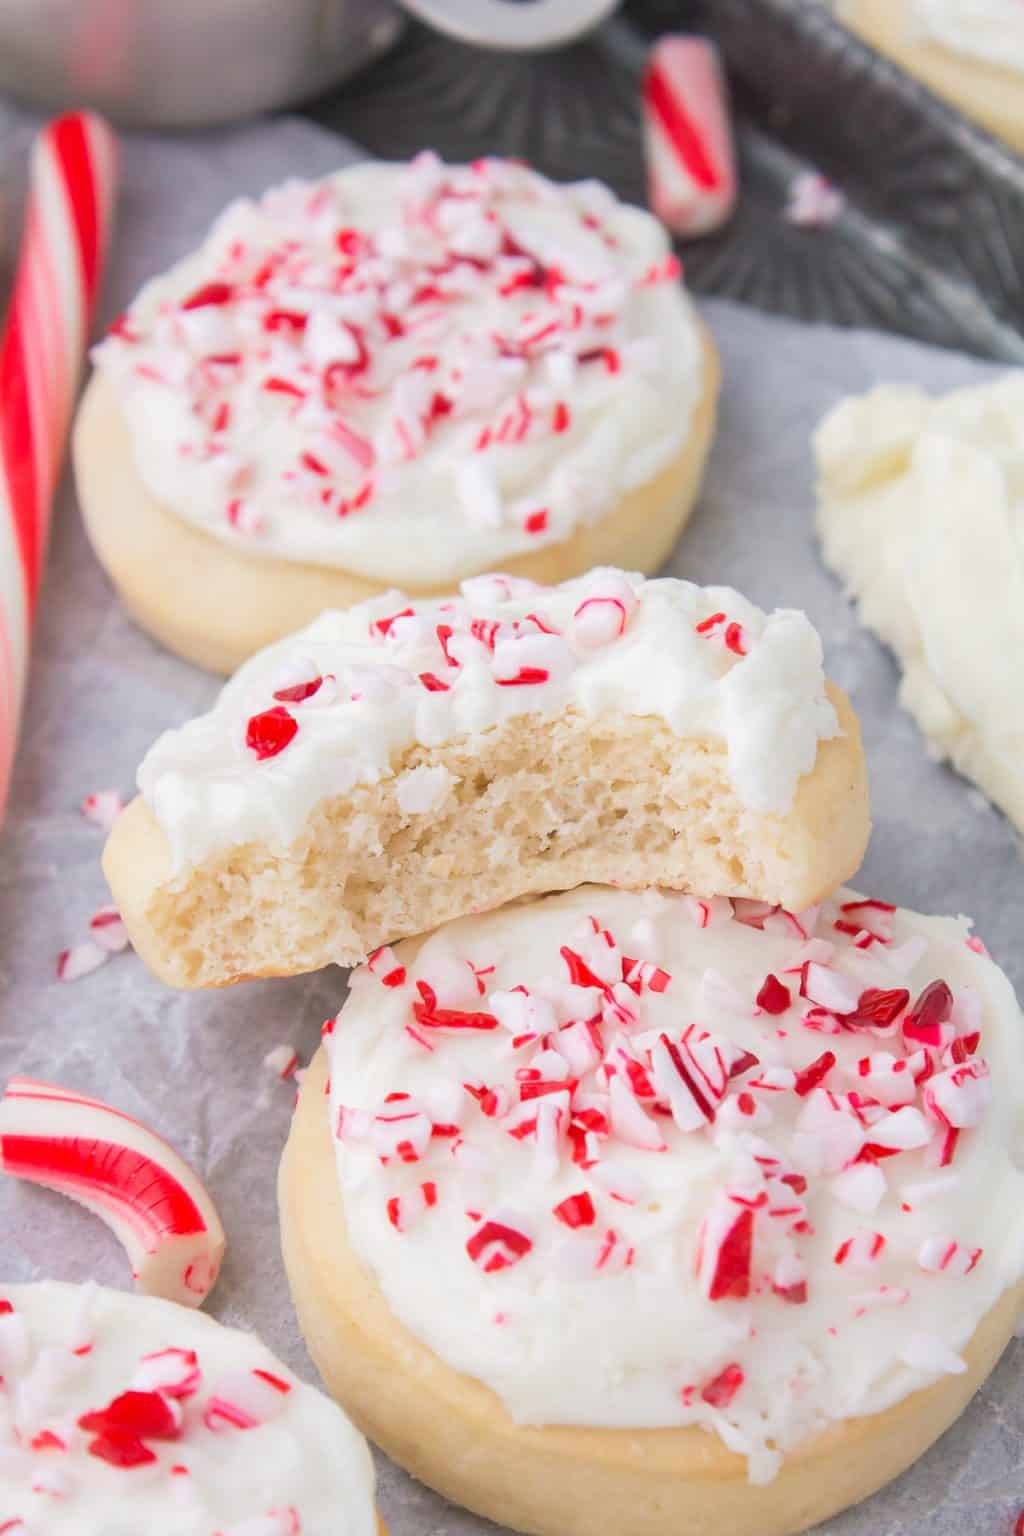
398 0 620 51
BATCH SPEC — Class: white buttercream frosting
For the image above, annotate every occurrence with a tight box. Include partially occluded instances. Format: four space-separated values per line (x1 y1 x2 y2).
815 377 1024 833
326 884 1024 1482
0 1281 376 1534
92 154 701 586
136 569 840 870
910 0 1024 74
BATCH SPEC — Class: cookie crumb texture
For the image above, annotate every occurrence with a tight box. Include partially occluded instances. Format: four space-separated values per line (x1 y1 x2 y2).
105 573 868 988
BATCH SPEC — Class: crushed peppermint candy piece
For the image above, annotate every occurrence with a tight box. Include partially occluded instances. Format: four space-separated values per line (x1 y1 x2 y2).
80 789 125 830
264 1045 300 1081
56 941 110 982
88 906 131 954
784 171 845 228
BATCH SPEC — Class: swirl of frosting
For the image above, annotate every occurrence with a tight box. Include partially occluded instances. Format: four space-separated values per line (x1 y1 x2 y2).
92 154 701 587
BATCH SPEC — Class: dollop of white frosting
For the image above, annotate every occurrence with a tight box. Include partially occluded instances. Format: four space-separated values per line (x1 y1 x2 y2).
92 154 701 586
137 570 840 870
326 885 1024 1482
815 377 1024 833
0 1281 376 1535
910 0 1024 74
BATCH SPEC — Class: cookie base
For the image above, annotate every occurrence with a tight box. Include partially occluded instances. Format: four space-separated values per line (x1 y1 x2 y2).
843 0 1024 151
102 684 869 989
73 330 719 676
281 1047 1024 1536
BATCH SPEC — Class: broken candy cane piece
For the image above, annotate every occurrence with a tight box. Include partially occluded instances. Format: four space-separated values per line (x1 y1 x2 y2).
785 171 845 229
80 788 124 830
56 941 109 981
466 1212 534 1273
571 573 638 649
204 1368 292 1431
367 945 407 989
0 1077 226 1306
643 36 737 238
386 1180 438 1233
263 1044 299 1081
696 1196 753 1300
700 1361 744 1408
132 1347 202 1397
923 1059 991 1129
918 1236 982 1277
88 905 130 954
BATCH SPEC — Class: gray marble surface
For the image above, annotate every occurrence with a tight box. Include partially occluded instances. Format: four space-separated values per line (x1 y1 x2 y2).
0 106 1021 1535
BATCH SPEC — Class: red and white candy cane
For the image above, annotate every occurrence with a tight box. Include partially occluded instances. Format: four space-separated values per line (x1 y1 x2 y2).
0 112 117 825
643 36 737 239
0 1076 225 1307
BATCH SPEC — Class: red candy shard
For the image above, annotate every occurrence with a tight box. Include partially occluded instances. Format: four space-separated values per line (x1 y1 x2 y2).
703 1205 753 1301
246 706 298 761
756 974 791 1015
846 987 910 1029
553 1192 596 1229
181 280 234 310
466 1219 533 1273
793 1050 837 1097
495 666 550 687
700 1362 744 1409
273 677 322 704
418 672 450 693
79 1390 181 1440
412 980 498 1032
31 1429 65 1451
371 607 414 637
723 622 746 656
559 945 607 990
902 980 953 1048
86 1431 157 1468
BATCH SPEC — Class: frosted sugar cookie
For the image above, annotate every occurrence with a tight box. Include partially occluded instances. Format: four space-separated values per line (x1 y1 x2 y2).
74 153 718 674
0 1281 380 1535
281 883 1024 1536
103 570 869 988
842 0 1024 151
815 376 1024 834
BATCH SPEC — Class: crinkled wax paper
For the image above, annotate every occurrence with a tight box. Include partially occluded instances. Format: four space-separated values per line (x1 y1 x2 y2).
0 101 1021 1535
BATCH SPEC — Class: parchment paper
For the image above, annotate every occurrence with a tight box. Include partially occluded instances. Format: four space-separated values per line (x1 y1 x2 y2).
0 102 1021 1536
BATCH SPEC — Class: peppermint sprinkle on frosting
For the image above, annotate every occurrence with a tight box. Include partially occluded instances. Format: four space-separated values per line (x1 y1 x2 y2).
0 1284 375 1535
327 884 1024 1483
93 155 702 587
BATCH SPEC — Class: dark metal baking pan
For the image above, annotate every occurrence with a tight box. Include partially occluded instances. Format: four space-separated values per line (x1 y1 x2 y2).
306 0 1024 361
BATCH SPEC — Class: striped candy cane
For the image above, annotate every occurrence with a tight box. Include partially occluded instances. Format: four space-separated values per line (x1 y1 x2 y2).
0 112 117 825
643 36 737 239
